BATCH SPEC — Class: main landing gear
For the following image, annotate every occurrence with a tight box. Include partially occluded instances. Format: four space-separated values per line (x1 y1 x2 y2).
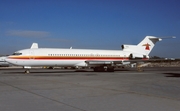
93 66 114 72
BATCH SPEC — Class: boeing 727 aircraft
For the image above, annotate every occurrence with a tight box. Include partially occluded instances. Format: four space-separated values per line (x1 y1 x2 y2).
5 36 175 73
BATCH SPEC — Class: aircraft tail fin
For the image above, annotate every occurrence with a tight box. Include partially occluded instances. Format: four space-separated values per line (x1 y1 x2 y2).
136 36 162 55
30 43 38 49
122 36 175 56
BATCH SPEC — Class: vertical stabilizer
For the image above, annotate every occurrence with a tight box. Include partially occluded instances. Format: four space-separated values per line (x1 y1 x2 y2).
122 36 162 55
30 43 38 49
137 36 162 55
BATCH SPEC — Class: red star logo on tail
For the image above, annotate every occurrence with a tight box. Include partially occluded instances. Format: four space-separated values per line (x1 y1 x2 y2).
142 43 151 50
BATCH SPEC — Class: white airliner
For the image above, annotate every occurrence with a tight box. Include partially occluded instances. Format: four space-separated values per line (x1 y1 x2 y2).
5 36 175 73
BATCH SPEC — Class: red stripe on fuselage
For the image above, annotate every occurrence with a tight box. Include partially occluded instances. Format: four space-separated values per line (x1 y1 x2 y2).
8 56 130 60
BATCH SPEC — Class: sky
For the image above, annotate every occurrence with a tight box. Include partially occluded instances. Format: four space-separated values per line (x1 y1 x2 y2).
0 0 180 58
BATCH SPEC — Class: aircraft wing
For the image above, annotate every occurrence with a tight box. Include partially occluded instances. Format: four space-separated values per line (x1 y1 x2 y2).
85 59 170 66
85 60 130 66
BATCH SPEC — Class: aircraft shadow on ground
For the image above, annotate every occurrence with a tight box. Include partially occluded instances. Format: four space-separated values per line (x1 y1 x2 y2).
1 68 132 77
1 69 98 76
163 73 180 78
2 71 98 77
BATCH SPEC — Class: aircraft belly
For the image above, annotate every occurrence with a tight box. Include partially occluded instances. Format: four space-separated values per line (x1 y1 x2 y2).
16 59 85 66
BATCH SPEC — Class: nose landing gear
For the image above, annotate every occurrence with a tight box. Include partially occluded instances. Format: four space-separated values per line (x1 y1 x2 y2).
23 66 31 74
25 70 30 74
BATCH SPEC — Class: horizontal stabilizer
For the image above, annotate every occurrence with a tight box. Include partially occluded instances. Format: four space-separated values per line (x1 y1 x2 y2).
148 36 176 41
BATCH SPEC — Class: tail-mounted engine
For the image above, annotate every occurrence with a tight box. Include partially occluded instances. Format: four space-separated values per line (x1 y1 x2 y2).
121 45 137 50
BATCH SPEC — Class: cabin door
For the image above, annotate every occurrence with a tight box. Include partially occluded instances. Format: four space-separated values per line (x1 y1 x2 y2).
29 50 34 60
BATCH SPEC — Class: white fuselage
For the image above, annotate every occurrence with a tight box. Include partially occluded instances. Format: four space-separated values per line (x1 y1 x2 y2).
6 48 132 67
5 36 169 71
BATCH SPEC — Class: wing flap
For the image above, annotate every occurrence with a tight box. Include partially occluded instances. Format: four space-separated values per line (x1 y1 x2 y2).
85 61 114 65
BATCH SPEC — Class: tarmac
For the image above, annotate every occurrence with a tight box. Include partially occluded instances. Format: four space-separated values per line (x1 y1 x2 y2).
0 67 180 111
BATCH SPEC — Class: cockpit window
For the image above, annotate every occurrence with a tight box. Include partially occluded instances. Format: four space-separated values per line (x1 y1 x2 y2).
12 52 22 55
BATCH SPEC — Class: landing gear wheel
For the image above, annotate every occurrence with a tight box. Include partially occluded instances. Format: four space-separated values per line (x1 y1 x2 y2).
94 67 100 72
93 66 114 72
25 70 30 74
93 67 105 72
